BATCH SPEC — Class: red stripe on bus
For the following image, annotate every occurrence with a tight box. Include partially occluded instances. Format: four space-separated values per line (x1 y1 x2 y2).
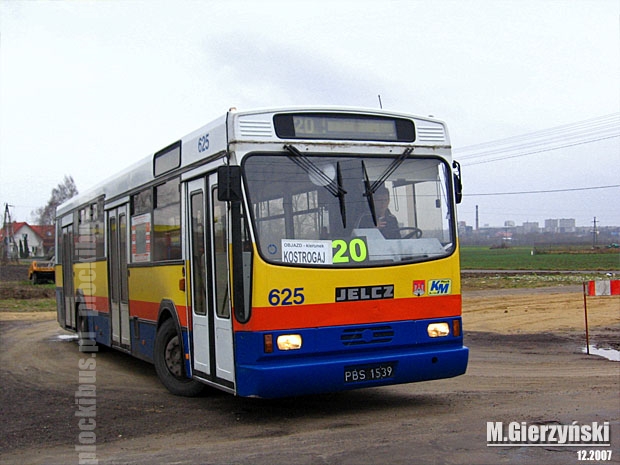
130 300 188 327
234 295 462 331
82 295 110 313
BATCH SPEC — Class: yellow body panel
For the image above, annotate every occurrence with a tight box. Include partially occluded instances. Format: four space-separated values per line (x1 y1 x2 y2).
55 264 63 287
251 243 461 307
128 264 187 306
73 261 109 299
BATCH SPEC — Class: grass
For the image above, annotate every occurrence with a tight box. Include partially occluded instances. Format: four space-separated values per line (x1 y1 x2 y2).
460 245 619 290
0 281 56 312
0 297 56 312
460 246 620 271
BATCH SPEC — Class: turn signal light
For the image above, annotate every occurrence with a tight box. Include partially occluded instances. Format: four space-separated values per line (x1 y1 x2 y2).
452 319 461 337
264 334 274 353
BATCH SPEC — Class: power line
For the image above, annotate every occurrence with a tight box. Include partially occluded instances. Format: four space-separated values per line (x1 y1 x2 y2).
461 134 619 166
456 113 619 153
464 184 620 197
457 113 619 154
454 113 620 166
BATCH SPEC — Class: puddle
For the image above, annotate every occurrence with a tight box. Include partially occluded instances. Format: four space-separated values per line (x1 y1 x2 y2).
582 346 620 362
51 334 78 342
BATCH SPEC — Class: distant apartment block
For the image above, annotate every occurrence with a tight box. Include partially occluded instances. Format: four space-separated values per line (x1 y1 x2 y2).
522 222 540 234
545 218 576 233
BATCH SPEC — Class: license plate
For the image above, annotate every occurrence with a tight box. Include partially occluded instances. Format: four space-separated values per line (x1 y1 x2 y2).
344 363 396 383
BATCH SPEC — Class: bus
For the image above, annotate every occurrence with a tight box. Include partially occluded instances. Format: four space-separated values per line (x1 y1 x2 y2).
55 107 468 398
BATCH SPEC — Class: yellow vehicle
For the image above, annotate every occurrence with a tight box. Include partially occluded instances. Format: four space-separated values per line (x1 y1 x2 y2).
56 107 467 398
29 259 55 284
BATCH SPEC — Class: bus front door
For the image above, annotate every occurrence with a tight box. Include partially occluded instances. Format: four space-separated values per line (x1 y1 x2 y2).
187 175 235 388
108 206 130 349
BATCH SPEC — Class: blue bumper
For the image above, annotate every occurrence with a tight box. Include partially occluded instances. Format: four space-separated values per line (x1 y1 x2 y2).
234 318 469 398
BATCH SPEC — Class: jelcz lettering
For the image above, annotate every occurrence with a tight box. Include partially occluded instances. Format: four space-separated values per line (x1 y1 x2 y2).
335 284 394 302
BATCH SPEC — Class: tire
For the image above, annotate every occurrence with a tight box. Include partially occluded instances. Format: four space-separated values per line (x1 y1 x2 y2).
76 305 100 352
154 318 205 397
77 308 89 337
33 273 40 285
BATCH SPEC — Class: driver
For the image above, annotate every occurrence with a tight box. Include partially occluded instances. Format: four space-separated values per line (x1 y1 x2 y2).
358 186 400 239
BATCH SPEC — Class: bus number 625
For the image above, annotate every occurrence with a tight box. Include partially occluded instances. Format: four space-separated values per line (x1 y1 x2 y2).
268 287 305 306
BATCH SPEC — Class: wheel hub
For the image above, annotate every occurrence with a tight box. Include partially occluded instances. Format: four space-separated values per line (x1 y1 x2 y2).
164 336 183 378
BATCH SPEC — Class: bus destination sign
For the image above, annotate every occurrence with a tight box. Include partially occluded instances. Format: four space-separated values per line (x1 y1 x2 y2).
273 113 415 142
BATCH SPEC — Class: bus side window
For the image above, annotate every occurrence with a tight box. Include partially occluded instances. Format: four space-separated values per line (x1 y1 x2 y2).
212 188 230 318
153 178 181 261
131 188 153 263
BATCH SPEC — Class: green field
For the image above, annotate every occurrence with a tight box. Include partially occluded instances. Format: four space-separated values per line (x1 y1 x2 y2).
460 246 620 271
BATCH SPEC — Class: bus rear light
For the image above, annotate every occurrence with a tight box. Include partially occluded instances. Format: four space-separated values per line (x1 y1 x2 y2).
264 334 274 353
277 334 302 350
452 319 461 337
427 322 450 338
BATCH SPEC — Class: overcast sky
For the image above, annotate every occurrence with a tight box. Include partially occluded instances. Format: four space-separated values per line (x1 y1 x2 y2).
1 0 619 228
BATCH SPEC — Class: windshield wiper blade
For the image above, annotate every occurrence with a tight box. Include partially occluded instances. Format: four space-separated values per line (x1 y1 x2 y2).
361 160 378 227
283 145 344 196
284 144 347 228
362 148 412 226
336 162 346 228
368 147 413 194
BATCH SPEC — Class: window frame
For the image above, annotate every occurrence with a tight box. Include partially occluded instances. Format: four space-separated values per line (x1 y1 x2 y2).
242 151 457 269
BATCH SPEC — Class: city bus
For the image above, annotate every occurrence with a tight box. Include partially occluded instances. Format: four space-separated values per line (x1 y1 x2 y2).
55 107 468 398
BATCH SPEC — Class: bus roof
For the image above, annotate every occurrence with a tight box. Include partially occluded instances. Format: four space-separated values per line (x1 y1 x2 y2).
56 107 450 217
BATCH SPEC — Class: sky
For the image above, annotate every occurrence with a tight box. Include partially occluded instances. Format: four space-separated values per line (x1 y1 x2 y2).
1 0 619 228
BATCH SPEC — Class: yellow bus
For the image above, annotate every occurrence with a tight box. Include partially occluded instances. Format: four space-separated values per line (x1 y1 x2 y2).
56 107 468 398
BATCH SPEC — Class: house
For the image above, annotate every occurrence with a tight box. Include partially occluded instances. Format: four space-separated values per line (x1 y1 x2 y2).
30 224 55 255
0 222 55 257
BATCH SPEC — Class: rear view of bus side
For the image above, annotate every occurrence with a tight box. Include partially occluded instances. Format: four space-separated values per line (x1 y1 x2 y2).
56 107 468 398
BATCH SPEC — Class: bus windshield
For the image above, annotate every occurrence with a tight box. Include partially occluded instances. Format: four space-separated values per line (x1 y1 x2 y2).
243 151 455 267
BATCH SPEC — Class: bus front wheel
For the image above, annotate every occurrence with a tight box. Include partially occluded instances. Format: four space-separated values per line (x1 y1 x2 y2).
154 318 205 397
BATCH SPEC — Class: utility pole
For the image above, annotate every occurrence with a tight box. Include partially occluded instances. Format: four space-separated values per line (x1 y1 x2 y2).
592 217 598 248
2 203 16 264
475 205 479 231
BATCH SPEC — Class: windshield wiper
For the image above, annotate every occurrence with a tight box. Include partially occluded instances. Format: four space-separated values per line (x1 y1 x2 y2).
361 160 378 227
367 147 413 194
283 144 348 228
335 161 346 228
362 147 413 226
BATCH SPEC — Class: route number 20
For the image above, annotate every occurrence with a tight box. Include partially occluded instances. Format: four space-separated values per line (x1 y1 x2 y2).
332 238 368 263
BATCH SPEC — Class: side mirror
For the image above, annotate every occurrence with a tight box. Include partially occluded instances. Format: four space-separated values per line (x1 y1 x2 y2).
452 161 463 204
217 166 243 202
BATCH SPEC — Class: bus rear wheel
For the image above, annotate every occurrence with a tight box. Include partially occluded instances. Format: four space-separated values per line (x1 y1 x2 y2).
154 318 205 397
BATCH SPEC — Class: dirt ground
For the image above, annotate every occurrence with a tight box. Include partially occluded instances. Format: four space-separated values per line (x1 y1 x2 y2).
0 286 618 465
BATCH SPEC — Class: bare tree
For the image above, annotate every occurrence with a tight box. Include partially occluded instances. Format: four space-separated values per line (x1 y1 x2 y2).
33 175 79 225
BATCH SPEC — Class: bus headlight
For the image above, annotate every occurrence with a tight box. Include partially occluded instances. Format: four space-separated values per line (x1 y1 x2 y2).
427 323 450 338
277 334 303 350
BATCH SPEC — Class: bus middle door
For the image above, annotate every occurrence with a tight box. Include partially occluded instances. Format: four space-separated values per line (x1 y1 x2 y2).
107 206 130 349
